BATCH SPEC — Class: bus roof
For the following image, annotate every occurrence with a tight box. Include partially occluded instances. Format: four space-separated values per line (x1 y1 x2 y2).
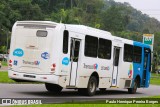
16 21 58 26
14 21 150 48
65 24 113 39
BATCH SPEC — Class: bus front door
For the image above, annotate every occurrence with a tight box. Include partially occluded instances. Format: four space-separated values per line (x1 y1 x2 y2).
69 38 81 86
111 47 120 87
142 48 151 87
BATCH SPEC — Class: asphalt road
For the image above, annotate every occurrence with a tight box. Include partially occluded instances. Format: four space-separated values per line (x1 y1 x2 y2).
0 84 160 104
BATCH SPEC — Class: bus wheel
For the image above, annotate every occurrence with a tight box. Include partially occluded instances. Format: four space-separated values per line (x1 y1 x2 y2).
128 79 138 94
45 83 62 93
87 76 98 96
99 88 106 92
87 76 97 96
78 76 97 96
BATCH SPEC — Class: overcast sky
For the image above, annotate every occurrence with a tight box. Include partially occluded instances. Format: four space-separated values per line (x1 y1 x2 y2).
114 0 160 21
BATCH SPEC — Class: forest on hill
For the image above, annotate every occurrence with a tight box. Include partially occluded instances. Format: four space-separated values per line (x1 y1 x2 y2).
0 0 160 67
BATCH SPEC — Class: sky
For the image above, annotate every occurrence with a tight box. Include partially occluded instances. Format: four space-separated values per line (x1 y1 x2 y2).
114 0 160 21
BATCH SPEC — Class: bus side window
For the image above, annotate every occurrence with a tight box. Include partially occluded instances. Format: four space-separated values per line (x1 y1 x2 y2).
124 44 133 62
133 46 142 63
85 35 98 58
63 30 69 54
98 38 112 59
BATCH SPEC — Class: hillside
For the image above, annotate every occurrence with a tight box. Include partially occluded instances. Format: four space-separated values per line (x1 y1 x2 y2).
0 0 160 55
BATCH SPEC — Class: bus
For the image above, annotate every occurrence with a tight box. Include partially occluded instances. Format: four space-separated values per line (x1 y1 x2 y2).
8 21 151 96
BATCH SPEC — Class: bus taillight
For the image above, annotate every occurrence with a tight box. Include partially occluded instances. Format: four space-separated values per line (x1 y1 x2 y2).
52 63 56 67
9 60 12 63
9 60 12 67
51 63 56 72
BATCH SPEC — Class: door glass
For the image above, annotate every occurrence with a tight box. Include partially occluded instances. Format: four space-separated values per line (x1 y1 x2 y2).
70 39 80 62
73 40 80 62
144 54 148 69
114 48 120 66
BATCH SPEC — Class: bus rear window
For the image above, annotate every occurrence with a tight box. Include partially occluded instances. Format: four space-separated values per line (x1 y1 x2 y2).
36 30 48 37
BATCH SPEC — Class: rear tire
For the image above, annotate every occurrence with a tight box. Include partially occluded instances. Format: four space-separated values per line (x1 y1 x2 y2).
128 79 138 94
45 83 62 93
78 76 97 96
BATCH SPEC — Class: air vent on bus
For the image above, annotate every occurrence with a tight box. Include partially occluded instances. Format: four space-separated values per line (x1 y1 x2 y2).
125 80 131 88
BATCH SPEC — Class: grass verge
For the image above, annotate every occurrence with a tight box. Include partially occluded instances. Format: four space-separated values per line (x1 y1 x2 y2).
1 61 8 66
150 73 160 85
0 71 15 83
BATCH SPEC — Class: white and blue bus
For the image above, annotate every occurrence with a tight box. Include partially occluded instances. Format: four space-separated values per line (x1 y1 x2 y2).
8 21 151 96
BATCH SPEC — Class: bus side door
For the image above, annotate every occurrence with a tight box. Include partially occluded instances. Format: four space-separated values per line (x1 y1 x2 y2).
142 48 151 87
69 38 81 86
111 46 121 87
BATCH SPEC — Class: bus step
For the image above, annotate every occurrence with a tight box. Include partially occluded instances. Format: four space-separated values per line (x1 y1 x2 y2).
110 86 119 88
66 85 77 88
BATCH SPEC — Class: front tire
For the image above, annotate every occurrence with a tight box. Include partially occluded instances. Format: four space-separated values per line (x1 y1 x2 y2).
128 79 138 94
45 83 62 93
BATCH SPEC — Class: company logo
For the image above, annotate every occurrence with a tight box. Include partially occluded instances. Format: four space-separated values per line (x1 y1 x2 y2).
83 63 98 70
23 60 40 66
2 99 11 105
13 60 18 66
128 64 132 78
143 34 154 45
13 48 24 57
144 37 153 45
41 52 50 59
94 64 98 69
101 66 110 71
62 57 69 66
2 99 42 105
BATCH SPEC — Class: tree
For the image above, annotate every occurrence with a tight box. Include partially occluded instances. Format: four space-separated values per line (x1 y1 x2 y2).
9 0 44 21
101 6 130 32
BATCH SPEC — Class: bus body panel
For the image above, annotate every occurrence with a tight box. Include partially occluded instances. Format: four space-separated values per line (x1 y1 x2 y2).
9 22 66 86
